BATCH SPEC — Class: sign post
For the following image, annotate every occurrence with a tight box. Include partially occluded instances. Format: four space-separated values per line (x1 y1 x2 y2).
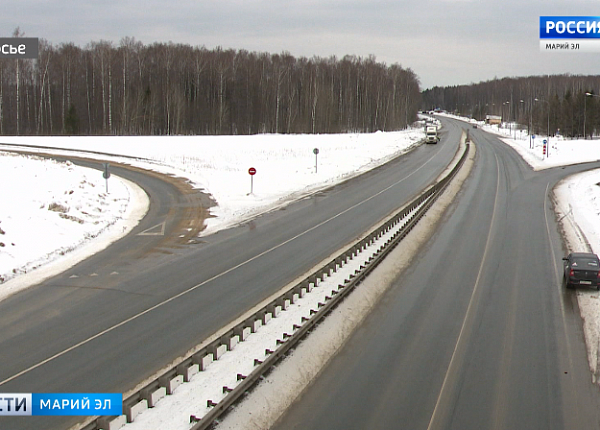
543 139 547 158
313 148 319 173
248 167 256 194
102 163 110 193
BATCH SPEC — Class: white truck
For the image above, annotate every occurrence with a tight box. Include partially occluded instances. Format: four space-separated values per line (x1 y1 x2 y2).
425 125 439 144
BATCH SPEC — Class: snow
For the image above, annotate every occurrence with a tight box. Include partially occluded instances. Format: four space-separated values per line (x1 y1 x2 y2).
0 151 148 296
3 117 600 428
0 129 422 296
473 119 600 171
0 131 423 236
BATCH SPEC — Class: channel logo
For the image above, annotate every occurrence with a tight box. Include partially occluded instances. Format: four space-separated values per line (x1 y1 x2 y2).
540 16 600 38
540 16 600 52
0 393 122 416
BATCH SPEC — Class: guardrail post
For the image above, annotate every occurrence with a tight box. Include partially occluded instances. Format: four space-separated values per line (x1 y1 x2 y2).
234 325 252 341
141 385 167 408
98 415 127 430
125 399 148 423
327 261 336 275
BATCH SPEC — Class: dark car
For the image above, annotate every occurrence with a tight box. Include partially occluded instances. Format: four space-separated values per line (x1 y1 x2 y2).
563 252 600 289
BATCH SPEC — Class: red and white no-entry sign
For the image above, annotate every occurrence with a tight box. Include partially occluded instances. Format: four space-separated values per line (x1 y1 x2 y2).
248 167 257 194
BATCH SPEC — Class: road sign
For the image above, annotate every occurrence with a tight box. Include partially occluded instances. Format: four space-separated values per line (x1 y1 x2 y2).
248 167 256 194
102 163 110 193
313 148 319 173
543 140 547 157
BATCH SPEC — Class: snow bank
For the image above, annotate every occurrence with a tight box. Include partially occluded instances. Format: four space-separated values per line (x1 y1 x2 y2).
0 151 148 297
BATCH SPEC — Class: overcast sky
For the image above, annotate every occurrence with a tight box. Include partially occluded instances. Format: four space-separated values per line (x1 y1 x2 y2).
4 0 600 89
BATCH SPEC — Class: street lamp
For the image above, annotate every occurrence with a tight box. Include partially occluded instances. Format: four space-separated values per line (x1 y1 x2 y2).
585 92 600 139
520 99 532 146
502 101 510 136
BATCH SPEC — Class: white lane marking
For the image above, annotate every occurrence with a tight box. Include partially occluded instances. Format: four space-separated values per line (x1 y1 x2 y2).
426 152 501 430
138 220 166 236
0 145 446 386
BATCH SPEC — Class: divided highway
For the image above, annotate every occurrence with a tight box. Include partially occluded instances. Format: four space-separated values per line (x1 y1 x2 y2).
272 117 600 430
0 126 460 430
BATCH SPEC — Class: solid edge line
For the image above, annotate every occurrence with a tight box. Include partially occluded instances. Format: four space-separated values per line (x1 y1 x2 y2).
426 151 501 430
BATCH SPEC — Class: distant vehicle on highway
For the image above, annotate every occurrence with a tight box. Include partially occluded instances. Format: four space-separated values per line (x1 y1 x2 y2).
563 252 600 289
425 125 439 144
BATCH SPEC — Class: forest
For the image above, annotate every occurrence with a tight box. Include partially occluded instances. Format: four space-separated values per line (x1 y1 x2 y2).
6 31 599 139
0 36 422 136
422 75 600 138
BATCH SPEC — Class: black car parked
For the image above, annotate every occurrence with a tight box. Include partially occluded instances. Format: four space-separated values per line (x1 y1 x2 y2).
563 252 600 290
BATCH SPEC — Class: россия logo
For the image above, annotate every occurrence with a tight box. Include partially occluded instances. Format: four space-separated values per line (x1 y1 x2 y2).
540 16 600 51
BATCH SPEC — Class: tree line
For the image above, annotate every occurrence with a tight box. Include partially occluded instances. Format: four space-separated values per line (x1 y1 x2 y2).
423 75 600 138
0 35 422 136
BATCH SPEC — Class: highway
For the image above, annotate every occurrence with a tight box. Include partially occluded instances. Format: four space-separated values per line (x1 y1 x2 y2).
0 125 460 430
271 117 600 429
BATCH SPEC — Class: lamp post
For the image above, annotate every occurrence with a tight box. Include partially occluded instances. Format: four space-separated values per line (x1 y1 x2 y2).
585 92 600 139
520 99 532 145
525 98 535 147
502 101 510 136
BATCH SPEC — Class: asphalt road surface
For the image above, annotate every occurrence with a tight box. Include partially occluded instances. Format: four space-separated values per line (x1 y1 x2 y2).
271 118 600 430
0 127 460 430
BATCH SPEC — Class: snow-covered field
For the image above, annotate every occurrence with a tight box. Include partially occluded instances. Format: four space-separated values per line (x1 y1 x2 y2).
0 131 424 236
3 117 600 428
0 129 423 292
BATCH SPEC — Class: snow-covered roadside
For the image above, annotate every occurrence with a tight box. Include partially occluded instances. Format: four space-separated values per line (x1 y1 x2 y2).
441 112 600 171
554 171 600 382
0 128 423 297
0 151 149 298
0 129 423 236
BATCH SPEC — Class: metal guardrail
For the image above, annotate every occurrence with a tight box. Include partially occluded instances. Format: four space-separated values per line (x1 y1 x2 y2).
82 141 471 430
